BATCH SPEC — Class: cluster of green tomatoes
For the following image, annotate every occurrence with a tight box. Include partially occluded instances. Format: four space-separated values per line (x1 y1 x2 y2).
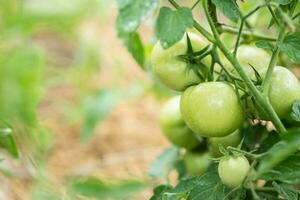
151 31 300 188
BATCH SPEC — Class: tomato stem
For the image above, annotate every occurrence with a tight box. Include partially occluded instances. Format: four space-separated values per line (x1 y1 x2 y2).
220 26 276 42
261 27 287 96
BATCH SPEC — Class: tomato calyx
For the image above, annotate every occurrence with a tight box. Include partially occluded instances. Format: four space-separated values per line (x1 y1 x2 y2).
177 34 212 81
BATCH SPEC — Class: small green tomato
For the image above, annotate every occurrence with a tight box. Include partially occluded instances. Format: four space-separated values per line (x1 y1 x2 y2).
218 155 250 188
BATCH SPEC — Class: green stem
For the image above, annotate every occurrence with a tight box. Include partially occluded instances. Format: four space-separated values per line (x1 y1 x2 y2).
220 26 276 41
233 21 244 56
250 183 260 200
202 0 286 134
227 147 262 159
234 4 272 55
267 4 280 26
191 0 201 10
293 12 300 20
261 27 287 96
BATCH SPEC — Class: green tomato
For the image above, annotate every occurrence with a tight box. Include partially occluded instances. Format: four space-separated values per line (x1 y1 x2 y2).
223 45 271 77
268 66 300 119
181 82 244 137
160 96 200 149
183 151 211 176
218 155 250 188
151 32 211 91
209 130 241 157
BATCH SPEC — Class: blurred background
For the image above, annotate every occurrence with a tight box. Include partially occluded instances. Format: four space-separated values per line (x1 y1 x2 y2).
0 0 173 199
1 0 299 199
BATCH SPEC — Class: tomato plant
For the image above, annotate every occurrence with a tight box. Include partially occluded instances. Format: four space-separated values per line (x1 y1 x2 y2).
116 0 300 199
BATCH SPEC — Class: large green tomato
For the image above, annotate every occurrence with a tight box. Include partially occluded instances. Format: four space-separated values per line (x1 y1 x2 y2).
151 32 211 91
209 129 241 157
218 155 250 188
268 66 300 119
160 96 200 149
183 151 211 176
223 45 271 77
181 82 244 137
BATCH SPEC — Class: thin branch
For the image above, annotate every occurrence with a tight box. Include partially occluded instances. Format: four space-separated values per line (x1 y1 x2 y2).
261 27 287 95
220 26 276 41
191 0 201 10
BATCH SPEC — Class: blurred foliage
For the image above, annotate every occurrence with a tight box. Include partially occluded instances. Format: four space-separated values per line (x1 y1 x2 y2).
68 177 147 199
81 89 122 141
0 0 152 199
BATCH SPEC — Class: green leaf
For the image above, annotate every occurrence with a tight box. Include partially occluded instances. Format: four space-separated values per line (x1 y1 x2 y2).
272 182 298 200
260 152 300 184
155 7 194 49
80 90 121 141
211 0 240 22
161 165 243 200
276 0 294 5
116 0 158 68
255 40 274 50
150 185 173 200
187 170 244 200
120 32 145 68
68 177 146 199
116 0 159 33
256 129 300 179
279 31 300 64
149 147 180 179
291 100 300 122
0 122 18 158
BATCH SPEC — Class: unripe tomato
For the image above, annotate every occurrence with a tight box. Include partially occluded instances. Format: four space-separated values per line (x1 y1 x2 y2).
223 45 271 77
151 32 211 91
209 130 241 157
183 151 211 176
160 96 200 149
218 155 250 188
268 66 300 119
180 82 244 137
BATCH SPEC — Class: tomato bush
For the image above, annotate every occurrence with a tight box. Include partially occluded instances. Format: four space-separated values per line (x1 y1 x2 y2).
116 0 300 199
